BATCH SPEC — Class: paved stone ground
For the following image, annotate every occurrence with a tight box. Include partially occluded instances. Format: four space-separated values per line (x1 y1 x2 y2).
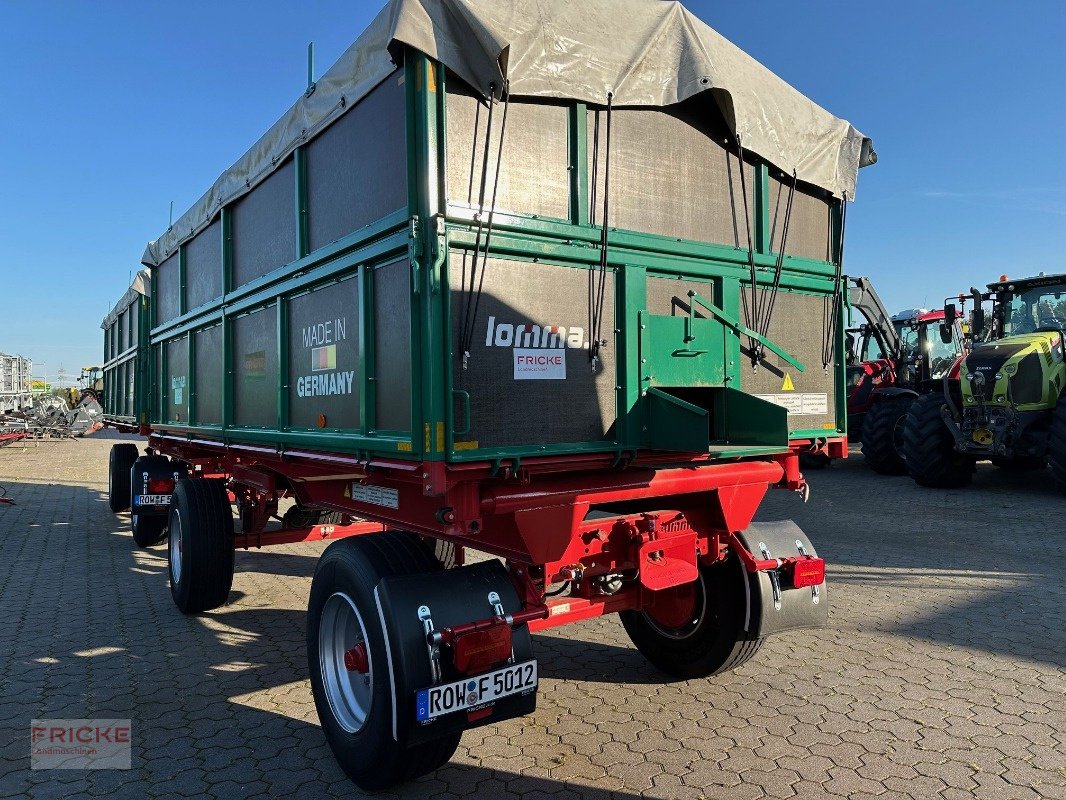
0 430 1063 799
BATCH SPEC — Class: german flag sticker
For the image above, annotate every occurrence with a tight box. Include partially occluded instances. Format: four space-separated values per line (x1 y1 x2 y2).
311 345 337 372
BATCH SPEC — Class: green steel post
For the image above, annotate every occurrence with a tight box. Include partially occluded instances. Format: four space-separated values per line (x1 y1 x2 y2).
569 103 589 226
277 298 289 429
407 50 447 458
187 333 197 425
221 207 233 432
619 263 646 445
358 265 372 434
222 317 233 431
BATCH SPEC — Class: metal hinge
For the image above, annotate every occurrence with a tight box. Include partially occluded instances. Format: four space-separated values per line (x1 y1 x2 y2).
759 541 782 611
418 604 441 683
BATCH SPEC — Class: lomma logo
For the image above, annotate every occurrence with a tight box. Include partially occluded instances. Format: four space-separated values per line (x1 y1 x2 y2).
484 316 587 350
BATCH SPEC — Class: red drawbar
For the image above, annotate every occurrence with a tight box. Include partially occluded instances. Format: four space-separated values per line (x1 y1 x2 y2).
790 558 825 588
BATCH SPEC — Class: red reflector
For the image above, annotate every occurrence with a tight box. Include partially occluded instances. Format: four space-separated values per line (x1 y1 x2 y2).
147 478 175 494
452 625 513 675
467 706 494 723
791 558 825 588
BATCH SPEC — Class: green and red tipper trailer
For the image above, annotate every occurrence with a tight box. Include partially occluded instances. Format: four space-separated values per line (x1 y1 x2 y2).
101 0 874 788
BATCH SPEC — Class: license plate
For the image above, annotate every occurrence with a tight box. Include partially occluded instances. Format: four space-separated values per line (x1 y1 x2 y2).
134 495 171 506
416 659 537 722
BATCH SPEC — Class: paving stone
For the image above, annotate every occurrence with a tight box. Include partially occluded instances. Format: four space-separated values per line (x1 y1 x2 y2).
1 436 1063 799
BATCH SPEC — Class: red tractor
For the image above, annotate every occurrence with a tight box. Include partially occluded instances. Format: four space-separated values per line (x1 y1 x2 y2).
846 278 966 474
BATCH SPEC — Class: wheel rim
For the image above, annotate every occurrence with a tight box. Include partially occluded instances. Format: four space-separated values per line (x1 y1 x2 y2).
643 574 708 639
319 591 373 734
169 512 183 585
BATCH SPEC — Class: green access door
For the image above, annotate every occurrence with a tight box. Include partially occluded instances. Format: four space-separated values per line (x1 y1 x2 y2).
639 276 727 389
639 275 789 455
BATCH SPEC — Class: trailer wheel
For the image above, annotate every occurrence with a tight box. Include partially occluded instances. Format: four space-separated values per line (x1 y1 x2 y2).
1049 398 1066 494
107 443 139 512
620 555 763 679
902 393 974 488
168 479 234 614
860 395 913 475
307 532 460 791
131 513 167 548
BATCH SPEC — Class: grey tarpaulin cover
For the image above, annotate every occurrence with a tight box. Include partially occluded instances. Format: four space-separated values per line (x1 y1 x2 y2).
143 0 874 266
101 269 151 329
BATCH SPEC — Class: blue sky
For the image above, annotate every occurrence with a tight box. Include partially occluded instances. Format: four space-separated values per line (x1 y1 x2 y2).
1 1 1063 382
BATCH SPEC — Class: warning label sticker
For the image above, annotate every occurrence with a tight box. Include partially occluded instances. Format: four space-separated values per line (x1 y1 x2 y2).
514 348 566 380
347 483 399 509
755 392 829 416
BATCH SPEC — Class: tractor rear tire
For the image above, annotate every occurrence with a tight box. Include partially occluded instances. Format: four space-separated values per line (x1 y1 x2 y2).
861 396 913 475
131 513 167 548
620 555 763 679
108 443 139 512
1050 399 1066 495
168 479 235 614
307 532 459 791
902 393 974 488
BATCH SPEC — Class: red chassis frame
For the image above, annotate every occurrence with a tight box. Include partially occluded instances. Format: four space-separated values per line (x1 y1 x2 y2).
141 435 835 635
138 430 834 635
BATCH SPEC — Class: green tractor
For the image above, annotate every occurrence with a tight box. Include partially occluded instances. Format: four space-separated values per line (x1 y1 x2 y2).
903 272 1066 491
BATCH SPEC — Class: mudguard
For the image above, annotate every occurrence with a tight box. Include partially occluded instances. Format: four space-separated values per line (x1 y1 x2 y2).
737 520 828 638
374 559 535 746
130 455 188 516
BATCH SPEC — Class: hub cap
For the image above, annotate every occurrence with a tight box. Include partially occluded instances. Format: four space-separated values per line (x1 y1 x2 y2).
319 592 373 733
643 574 708 639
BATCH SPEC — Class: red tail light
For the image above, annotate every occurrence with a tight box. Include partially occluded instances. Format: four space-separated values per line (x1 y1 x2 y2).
147 478 175 494
790 557 825 588
452 624 513 674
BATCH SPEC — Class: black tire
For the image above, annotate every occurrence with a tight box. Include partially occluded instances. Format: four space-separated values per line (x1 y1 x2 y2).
131 513 167 548
108 443 139 512
307 532 460 791
991 455 1048 472
799 453 831 470
619 555 763 679
902 393 974 488
861 395 913 475
1050 399 1066 494
282 505 347 528
168 479 235 614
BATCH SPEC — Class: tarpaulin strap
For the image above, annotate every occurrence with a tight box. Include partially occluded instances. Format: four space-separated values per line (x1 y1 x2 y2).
756 170 797 348
735 136 762 370
459 82 511 371
822 192 848 371
589 92 614 373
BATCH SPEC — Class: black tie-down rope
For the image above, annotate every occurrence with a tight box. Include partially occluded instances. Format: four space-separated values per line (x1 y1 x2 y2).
458 82 511 373
755 169 798 351
822 191 849 372
589 92 614 373
734 136 761 367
